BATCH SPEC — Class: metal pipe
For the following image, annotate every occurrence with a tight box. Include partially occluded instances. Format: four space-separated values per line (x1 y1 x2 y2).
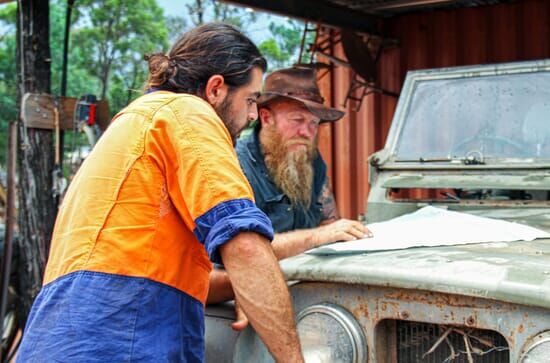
0 122 18 362
369 0 455 11
61 0 74 97
59 0 75 199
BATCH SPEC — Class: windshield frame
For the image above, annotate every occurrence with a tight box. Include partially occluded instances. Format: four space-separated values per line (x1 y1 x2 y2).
385 59 550 167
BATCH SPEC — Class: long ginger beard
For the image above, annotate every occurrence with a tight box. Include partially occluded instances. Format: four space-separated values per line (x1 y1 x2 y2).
260 123 317 209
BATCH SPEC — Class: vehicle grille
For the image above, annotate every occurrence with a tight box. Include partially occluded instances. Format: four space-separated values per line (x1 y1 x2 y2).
396 321 509 363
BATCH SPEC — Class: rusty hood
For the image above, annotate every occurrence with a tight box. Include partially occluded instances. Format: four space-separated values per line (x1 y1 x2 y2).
280 237 550 309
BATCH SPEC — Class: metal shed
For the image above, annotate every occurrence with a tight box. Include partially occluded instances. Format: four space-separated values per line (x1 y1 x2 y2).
226 0 550 219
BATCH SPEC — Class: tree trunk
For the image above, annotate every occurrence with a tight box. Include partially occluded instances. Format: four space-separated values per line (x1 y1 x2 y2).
16 0 55 325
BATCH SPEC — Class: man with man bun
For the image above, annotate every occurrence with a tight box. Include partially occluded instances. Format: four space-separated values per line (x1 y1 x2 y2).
17 24 304 363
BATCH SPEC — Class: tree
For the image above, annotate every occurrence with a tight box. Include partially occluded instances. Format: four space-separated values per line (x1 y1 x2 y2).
258 20 305 70
165 15 188 44
16 0 56 324
0 4 17 165
49 0 102 99
70 0 169 101
178 0 306 71
185 0 257 28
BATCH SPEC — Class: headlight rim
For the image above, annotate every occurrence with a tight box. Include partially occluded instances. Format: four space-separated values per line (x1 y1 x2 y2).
296 302 367 363
518 330 550 363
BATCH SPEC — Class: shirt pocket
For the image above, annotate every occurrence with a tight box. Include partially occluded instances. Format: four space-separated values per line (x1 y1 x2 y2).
263 194 295 233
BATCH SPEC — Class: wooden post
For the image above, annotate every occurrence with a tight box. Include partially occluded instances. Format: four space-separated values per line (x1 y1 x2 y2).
15 0 55 324
0 122 18 362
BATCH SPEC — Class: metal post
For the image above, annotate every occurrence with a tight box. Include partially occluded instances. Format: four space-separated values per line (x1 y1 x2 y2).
60 0 75 178
61 0 74 97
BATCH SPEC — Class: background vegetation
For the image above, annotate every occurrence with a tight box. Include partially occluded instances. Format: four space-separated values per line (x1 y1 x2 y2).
0 0 310 165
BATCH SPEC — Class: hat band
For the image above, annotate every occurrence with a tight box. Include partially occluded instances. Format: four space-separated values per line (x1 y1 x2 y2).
283 91 324 104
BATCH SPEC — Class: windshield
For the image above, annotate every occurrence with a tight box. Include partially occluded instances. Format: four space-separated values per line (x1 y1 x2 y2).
394 71 550 161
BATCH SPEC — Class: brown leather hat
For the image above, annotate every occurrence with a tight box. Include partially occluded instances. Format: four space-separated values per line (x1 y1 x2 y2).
257 67 345 123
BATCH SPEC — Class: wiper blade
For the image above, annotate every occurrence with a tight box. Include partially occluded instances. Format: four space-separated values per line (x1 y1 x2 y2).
395 156 485 165
395 157 455 163
461 155 485 165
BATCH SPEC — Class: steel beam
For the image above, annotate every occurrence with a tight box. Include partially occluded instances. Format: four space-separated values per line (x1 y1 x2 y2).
223 0 381 35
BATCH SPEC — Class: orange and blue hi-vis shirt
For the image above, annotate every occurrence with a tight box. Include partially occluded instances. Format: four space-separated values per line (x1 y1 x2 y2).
17 92 274 363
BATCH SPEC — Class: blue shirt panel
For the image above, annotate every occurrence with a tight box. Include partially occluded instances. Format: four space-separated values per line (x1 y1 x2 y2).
17 271 204 363
193 198 274 264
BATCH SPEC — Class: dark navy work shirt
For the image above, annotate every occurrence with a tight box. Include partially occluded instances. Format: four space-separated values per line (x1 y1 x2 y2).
236 125 327 233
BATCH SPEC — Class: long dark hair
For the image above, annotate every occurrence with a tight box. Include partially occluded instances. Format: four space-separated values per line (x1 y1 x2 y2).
145 23 267 96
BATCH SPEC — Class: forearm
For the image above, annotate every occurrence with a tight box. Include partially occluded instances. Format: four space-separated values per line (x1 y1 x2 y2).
206 268 234 304
207 229 320 305
209 219 369 304
221 232 303 363
271 229 318 260
206 230 313 303
272 219 372 260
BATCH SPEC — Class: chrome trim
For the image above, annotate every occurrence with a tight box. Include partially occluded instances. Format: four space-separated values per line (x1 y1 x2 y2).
297 303 367 363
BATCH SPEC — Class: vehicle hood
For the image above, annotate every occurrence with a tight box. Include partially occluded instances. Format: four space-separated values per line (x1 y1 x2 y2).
280 237 550 309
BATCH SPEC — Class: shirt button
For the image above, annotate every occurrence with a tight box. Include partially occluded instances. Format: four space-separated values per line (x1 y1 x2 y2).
287 207 291 211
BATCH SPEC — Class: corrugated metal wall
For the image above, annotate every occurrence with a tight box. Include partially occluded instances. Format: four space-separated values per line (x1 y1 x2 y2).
318 0 550 220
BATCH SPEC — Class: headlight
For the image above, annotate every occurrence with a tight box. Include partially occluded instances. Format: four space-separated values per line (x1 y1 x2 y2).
519 331 550 363
297 303 367 363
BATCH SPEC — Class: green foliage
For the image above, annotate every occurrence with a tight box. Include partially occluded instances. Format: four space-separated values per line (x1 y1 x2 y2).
165 15 188 43
0 4 17 119
177 1 307 71
0 0 308 166
258 20 303 70
70 0 169 108
185 0 257 28
0 0 170 166
49 1 101 99
0 4 17 165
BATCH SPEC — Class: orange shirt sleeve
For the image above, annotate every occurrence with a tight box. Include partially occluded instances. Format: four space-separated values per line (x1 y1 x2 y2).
147 96 274 263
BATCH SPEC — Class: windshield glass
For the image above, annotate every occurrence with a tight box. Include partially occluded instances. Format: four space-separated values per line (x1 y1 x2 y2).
394 71 550 161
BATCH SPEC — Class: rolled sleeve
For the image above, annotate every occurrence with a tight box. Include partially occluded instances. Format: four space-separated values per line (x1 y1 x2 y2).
194 199 274 264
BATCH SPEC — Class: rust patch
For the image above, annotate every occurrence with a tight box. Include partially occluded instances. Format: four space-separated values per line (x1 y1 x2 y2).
353 303 370 320
361 304 369 319
384 289 489 308
518 324 525 333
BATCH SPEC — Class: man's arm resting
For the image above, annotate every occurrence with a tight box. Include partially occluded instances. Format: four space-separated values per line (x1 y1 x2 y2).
271 219 372 260
206 219 373 303
220 231 304 363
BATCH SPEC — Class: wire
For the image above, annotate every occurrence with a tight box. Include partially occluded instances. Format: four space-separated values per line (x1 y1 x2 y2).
17 0 25 96
67 98 80 176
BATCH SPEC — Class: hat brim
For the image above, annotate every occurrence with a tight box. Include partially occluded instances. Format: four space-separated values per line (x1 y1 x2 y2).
258 92 345 123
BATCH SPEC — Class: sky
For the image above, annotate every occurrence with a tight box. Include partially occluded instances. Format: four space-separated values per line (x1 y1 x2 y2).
0 1 295 44
156 0 188 15
155 0 292 43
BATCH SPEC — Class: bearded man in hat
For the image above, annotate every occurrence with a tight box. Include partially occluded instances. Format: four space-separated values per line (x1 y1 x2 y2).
207 67 372 329
237 66 373 245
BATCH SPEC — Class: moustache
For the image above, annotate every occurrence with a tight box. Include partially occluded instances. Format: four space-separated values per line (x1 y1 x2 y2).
286 138 312 148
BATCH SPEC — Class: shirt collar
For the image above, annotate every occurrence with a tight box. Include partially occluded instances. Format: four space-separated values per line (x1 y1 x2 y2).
244 123 264 165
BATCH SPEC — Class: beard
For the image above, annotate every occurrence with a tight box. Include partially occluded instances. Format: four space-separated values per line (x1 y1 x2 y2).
214 92 240 146
260 123 317 209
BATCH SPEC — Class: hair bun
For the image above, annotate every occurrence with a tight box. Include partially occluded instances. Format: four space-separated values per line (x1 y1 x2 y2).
145 53 176 88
